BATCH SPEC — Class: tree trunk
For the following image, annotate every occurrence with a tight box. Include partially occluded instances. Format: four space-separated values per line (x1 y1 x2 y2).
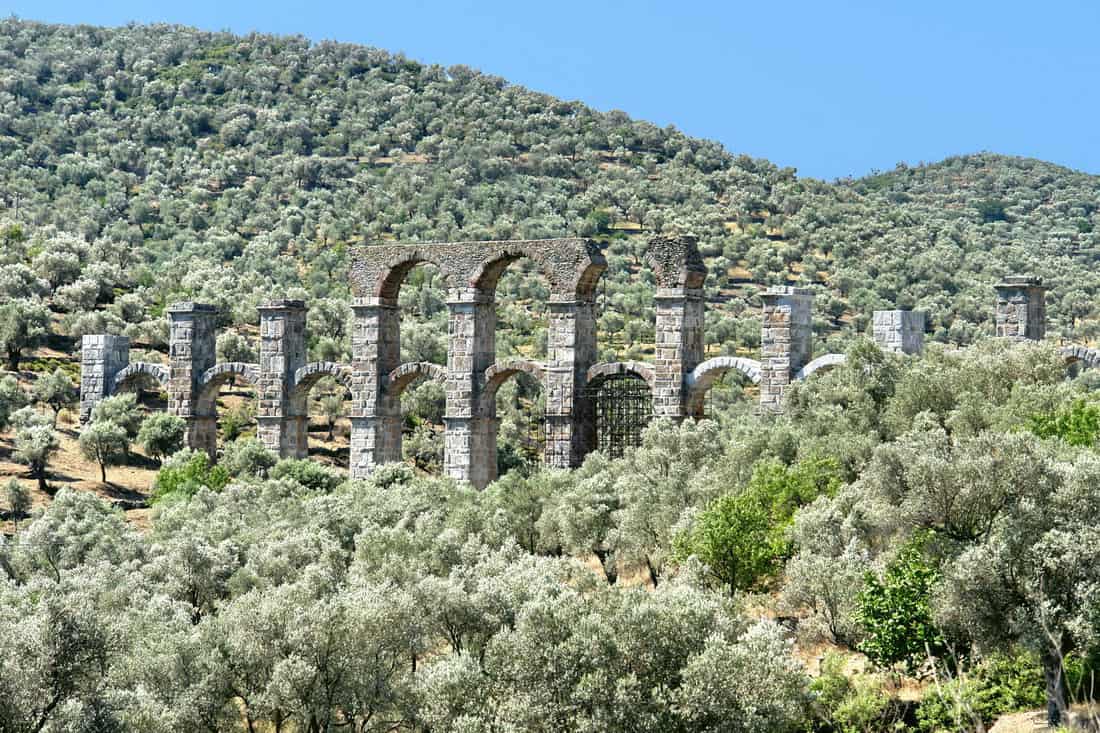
1042 650 1070 728
595 548 617 585
36 466 46 493
7 350 18 372
645 555 660 587
100 462 107 484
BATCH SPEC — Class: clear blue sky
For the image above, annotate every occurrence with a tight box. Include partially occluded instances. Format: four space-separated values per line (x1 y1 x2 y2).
10 1 1100 180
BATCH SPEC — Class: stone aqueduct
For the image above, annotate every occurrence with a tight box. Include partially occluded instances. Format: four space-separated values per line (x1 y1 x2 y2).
79 237 1098 489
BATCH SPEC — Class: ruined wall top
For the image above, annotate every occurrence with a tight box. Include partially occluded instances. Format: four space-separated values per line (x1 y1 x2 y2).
996 275 1044 289
167 301 218 314
645 235 707 290
349 238 607 302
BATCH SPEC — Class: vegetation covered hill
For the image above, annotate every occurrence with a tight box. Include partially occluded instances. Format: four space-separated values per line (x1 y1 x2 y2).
2 18 1100 364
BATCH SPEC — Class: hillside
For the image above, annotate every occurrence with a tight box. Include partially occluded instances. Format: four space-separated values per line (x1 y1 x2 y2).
2 19 1100 365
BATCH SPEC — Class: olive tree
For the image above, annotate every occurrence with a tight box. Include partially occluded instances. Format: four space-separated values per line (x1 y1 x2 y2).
0 298 50 371
4 479 31 533
934 450 1100 728
79 421 129 483
137 413 187 462
13 422 59 493
32 367 76 421
0 374 28 429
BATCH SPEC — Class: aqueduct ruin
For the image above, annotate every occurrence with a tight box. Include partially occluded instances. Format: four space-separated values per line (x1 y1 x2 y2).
79 237 1094 489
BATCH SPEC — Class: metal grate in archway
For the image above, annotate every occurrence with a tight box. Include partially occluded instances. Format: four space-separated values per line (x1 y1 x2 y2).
585 375 653 458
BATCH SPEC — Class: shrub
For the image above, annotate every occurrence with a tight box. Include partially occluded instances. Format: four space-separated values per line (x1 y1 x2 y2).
811 654 912 733
916 651 1046 732
270 458 341 492
674 456 841 594
1028 398 1100 447
151 449 230 503
220 400 255 442
219 437 276 478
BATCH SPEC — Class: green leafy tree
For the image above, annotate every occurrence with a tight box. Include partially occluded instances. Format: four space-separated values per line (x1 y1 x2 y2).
675 457 841 594
1028 397 1100 447
151 449 230 502
855 536 950 673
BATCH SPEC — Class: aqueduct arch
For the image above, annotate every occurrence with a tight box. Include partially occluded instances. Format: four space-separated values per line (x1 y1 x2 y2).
87 233 1094 490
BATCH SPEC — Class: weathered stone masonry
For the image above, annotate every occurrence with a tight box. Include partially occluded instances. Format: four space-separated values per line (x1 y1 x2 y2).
82 236 955 489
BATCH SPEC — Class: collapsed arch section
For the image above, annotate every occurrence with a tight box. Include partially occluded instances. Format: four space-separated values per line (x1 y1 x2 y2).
792 354 847 382
112 362 169 393
194 362 260 415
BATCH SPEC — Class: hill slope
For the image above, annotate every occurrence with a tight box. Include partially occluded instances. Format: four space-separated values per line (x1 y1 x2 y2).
2 19 1100 360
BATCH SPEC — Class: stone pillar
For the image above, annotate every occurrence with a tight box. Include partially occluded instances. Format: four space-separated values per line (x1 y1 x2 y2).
256 300 308 459
760 287 813 411
79 334 129 423
652 287 706 420
995 276 1046 341
545 297 598 468
873 310 925 354
349 297 402 479
444 290 496 488
167 303 218 458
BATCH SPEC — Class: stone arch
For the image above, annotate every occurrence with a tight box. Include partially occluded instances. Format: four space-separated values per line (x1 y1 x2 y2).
1060 345 1100 372
111 362 169 393
290 361 354 413
373 252 454 302
586 361 657 391
471 250 552 297
480 359 547 413
194 362 260 415
385 361 447 398
685 357 762 416
792 353 847 382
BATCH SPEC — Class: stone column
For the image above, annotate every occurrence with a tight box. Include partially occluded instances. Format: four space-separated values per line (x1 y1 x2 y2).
256 300 308 459
167 303 218 457
444 290 496 488
545 297 598 468
873 310 925 354
995 276 1046 340
760 287 814 411
349 297 402 479
79 334 130 423
652 286 706 420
